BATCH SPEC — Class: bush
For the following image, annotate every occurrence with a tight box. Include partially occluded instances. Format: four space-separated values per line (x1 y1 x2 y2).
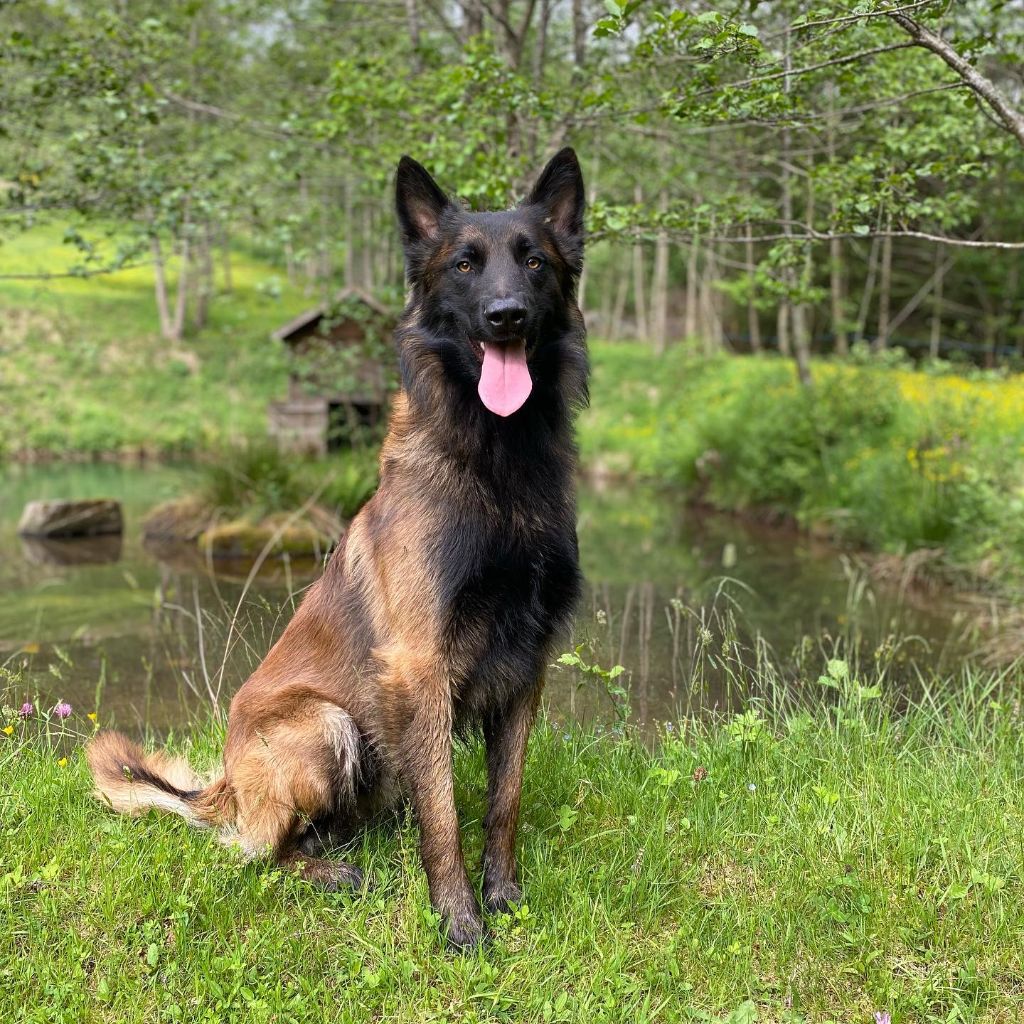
581 343 1024 588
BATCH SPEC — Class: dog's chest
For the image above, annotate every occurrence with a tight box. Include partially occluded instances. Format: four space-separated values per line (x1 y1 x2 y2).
438 510 581 713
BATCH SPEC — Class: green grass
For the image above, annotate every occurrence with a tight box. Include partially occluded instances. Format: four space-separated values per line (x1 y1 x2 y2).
0 221 309 458
4 659 1024 1023
4 221 1024 586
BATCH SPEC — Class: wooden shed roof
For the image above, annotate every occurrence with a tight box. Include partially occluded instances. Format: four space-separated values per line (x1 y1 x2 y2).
271 286 395 343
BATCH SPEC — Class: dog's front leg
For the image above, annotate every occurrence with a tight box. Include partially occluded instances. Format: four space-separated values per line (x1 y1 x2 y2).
399 693 483 950
481 684 541 914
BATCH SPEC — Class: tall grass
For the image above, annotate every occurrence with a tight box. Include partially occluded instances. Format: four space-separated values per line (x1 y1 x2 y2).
195 443 379 521
3 647 1024 1022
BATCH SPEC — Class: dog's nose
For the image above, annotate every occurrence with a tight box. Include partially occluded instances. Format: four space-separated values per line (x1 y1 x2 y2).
484 299 527 334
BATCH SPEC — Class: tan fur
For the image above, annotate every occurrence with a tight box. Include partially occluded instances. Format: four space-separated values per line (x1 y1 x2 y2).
88 149 588 948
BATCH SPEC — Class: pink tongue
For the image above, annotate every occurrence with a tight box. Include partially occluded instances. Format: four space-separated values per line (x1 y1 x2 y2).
478 340 533 417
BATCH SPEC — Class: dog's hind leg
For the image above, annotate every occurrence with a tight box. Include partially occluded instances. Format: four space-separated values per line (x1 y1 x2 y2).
226 701 366 890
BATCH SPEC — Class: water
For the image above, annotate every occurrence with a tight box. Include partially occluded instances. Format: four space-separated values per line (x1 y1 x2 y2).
0 462 979 734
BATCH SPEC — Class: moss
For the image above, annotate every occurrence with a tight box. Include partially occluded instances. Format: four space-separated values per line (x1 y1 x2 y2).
198 515 335 560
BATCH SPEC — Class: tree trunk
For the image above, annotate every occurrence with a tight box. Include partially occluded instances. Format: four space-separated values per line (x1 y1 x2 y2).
700 240 722 355
577 153 598 313
776 302 791 356
874 220 893 351
344 179 355 287
361 202 374 291
462 0 483 39
220 226 233 293
651 188 670 354
854 236 881 346
830 235 847 355
171 230 190 343
929 243 945 359
826 81 847 355
791 175 814 384
684 238 699 341
745 223 761 353
632 185 648 340
610 271 629 341
151 234 174 341
572 0 586 68
192 220 214 332
405 0 422 72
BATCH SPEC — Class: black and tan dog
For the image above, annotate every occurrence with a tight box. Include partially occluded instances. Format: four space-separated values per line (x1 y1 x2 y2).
88 148 588 949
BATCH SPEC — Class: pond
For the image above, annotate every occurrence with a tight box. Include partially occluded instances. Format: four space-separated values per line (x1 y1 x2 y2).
0 462 981 735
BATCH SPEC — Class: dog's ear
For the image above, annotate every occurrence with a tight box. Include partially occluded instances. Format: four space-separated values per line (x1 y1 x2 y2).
526 148 585 248
396 156 451 247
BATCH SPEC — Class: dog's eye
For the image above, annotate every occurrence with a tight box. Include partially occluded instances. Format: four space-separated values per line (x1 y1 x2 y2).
456 260 473 273
525 256 543 270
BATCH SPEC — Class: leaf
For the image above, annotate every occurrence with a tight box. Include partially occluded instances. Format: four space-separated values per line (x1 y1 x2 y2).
728 1000 758 1024
146 942 160 968
603 0 623 15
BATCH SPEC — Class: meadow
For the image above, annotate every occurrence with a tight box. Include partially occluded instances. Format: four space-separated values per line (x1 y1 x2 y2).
5 223 1024 593
3 657 1024 1023
0 222 310 458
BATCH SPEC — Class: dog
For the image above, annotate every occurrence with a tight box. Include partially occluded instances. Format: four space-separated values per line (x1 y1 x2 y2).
88 147 589 950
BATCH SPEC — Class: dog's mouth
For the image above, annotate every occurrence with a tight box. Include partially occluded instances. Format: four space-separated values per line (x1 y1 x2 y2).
474 337 533 417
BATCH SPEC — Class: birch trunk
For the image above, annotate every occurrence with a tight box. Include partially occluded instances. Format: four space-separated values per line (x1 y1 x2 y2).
874 218 893 351
651 188 670 354
632 185 648 340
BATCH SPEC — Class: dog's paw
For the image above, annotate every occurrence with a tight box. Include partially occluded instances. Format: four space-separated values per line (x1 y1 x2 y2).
442 907 486 952
295 857 366 892
482 879 522 916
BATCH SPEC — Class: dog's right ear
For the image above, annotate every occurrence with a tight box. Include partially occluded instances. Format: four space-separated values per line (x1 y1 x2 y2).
396 157 451 248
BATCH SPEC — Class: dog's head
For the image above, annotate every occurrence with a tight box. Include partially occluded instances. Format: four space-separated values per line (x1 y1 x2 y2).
395 149 586 420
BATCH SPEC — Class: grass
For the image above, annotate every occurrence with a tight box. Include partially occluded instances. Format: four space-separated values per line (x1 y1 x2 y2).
0 220 310 458
4 657 1024 1023
4 221 1024 585
581 343 1024 590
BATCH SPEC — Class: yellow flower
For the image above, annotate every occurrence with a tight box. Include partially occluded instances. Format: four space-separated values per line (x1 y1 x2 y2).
57 757 68 767
87 712 97 722
2 725 13 736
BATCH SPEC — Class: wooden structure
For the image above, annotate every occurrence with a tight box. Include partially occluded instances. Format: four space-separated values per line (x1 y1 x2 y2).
268 287 396 455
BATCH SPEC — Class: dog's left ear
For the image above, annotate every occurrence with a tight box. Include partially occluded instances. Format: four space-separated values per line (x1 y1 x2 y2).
526 147 585 249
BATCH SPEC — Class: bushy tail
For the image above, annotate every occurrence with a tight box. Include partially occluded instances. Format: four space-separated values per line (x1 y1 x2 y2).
86 730 231 829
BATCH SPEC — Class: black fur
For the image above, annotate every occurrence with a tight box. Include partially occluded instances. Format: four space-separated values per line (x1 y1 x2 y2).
394 149 589 726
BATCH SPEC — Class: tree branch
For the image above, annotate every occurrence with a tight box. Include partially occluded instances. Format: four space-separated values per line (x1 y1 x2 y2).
886 9 1024 147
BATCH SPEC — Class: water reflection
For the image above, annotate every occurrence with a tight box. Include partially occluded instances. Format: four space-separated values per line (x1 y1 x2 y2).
0 462 984 736
21 534 123 567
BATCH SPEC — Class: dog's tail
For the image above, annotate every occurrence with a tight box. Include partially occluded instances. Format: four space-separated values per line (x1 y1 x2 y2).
86 730 232 829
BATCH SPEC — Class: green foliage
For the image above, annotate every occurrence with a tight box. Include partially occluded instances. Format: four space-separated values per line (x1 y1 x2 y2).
197 443 306 519
197 443 378 521
581 342 1024 588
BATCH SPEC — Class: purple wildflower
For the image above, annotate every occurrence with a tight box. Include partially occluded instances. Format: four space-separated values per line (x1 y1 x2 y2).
53 701 72 720
874 1012 891 1024
19 702 34 719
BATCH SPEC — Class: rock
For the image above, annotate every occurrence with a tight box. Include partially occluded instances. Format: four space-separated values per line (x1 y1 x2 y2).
18 499 123 538
142 497 215 541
